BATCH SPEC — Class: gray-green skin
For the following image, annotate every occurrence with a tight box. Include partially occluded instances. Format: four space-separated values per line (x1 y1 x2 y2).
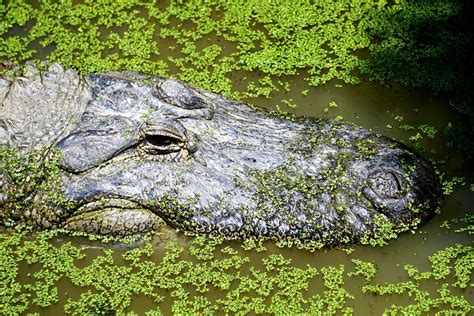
0 62 441 245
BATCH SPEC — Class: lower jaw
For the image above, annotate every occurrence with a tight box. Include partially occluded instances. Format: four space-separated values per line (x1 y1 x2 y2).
63 206 166 236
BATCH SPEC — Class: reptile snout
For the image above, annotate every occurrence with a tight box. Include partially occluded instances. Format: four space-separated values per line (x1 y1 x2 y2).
368 170 406 199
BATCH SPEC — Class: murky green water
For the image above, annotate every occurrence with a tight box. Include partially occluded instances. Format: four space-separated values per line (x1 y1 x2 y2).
1 1 472 314
7 79 471 314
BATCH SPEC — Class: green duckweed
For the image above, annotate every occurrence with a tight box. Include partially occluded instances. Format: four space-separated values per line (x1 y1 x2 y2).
0 0 468 103
1 225 472 314
1 1 472 314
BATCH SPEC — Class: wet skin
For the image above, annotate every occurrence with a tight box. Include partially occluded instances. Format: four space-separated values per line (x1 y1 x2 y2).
0 62 442 245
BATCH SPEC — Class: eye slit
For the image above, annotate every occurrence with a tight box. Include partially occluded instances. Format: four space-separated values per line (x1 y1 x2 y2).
146 135 179 147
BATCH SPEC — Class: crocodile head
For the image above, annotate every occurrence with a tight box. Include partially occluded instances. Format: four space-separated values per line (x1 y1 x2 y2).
0 63 442 244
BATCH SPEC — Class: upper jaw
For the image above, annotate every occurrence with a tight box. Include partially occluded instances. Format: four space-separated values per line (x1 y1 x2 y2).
74 198 148 214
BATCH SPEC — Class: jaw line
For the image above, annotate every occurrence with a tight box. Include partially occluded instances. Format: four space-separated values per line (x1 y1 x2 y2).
75 198 149 215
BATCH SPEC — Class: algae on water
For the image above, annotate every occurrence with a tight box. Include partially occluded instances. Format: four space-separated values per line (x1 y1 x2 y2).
0 0 472 314
0 227 472 314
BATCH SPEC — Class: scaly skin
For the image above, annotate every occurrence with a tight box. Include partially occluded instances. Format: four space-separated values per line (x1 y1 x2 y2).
0 62 442 245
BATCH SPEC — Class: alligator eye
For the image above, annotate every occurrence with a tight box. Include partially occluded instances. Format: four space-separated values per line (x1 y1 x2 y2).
146 135 179 148
137 119 195 161
368 171 405 199
140 133 183 156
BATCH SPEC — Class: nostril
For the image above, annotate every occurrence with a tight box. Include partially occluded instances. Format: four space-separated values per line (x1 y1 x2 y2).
368 170 404 199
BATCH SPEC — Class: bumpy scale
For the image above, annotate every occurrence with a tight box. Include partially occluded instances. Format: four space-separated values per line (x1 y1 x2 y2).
0 62 442 246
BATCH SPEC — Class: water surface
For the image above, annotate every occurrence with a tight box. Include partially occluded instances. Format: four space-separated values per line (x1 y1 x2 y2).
12 79 472 314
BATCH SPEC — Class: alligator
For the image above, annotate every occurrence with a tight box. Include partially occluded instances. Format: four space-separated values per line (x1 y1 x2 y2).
0 61 442 245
